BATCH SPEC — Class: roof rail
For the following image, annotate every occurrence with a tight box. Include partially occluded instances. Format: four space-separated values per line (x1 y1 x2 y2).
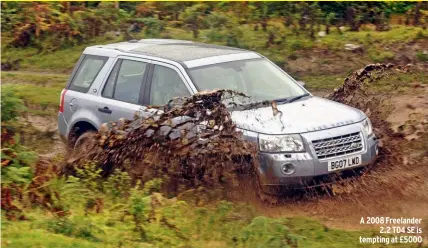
138 38 193 44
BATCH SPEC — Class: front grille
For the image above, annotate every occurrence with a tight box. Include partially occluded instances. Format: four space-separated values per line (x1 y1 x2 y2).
312 132 363 159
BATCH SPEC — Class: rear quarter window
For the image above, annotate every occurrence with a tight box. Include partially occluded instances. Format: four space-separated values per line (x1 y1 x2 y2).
69 55 108 93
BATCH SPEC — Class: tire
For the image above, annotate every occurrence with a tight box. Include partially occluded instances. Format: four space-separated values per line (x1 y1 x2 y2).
73 131 96 151
259 184 285 196
256 183 285 204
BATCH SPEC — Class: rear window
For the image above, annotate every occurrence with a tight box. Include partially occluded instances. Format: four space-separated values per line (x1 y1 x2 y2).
69 55 108 93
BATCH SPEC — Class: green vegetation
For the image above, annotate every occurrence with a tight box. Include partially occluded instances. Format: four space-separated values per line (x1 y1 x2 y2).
2 2 427 73
300 74 346 91
369 50 395 63
3 202 416 248
1 72 66 116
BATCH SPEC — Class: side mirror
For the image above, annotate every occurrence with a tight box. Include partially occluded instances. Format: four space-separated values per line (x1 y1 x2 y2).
297 81 306 88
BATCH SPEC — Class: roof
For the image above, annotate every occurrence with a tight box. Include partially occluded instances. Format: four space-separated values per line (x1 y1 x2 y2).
96 39 259 66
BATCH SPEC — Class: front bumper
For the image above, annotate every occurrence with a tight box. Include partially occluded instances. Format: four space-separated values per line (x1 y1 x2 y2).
256 123 378 187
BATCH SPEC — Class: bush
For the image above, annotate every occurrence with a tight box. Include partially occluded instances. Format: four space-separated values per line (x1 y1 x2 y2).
46 216 102 242
1 86 36 187
1 86 26 123
289 40 304 50
134 17 165 37
1 2 129 51
103 169 132 199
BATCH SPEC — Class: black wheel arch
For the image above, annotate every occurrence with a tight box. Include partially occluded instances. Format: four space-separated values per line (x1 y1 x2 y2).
68 121 97 148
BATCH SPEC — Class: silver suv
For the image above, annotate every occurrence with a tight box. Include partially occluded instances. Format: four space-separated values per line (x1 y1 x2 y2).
58 39 378 191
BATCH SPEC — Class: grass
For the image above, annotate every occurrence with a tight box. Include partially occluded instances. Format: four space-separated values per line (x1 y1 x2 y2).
2 202 418 248
300 69 427 93
1 72 66 113
318 25 426 49
1 72 69 85
2 224 103 248
2 83 63 110
299 74 347 91
367 70 428 93
1 35 125 73
368 50 395 63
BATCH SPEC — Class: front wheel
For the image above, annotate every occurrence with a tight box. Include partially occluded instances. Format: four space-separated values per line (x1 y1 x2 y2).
259 184 287 195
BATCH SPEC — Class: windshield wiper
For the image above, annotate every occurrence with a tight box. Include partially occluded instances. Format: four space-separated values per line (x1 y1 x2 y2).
273 93 310 104
287 93 310 103
272 97 290 103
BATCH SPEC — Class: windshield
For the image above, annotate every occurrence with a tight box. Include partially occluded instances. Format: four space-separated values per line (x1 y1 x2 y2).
188 58 307 103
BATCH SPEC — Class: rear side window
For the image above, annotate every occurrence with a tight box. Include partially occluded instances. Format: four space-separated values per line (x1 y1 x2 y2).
69 55 108 93
102 59 148 104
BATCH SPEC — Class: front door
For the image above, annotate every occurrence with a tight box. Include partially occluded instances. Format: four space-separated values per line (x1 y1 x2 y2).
145 61 192 106
95 57 151 123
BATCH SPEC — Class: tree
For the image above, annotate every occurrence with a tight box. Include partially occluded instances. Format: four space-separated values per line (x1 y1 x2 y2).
325 12 335 34
308 3 322 39
181 3 208 38
413 2 422 25
346 6 359 31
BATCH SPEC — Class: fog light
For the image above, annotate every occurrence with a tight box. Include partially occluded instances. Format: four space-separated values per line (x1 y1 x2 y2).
375 145 379 156
281 163 295 175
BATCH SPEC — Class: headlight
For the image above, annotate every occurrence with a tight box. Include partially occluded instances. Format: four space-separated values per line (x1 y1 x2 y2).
362 118 373 136
258 134 304 152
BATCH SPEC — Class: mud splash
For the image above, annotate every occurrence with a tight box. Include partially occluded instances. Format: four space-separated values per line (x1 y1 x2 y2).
65 90 260 194
324 63 426 197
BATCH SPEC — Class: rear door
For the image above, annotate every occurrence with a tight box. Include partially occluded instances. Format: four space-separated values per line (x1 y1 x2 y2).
63 54 109 125
96 56 151 123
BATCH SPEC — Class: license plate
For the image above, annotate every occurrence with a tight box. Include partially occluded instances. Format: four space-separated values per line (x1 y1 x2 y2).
328 155 362 172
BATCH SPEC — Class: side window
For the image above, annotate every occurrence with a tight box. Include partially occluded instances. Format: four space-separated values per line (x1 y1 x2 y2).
102 61 120 98
150 65 190 105
102 59 148 104
69 55 108 93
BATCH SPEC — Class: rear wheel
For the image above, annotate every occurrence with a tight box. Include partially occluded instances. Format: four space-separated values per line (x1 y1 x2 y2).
64 131 97 176
73 131 96 151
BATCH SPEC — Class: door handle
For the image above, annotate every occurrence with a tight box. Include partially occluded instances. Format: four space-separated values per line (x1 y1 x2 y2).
98 107 112 114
